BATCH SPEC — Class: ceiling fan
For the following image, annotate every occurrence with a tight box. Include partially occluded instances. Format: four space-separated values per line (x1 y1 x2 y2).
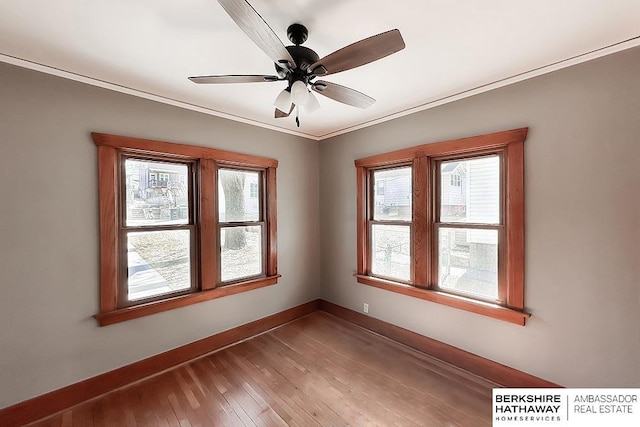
189 0 405 127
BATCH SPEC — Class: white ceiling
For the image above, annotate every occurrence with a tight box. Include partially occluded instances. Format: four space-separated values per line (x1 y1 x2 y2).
1 1 639 140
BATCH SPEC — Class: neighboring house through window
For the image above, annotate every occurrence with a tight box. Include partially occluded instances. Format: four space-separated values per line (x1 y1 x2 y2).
249 181 259 198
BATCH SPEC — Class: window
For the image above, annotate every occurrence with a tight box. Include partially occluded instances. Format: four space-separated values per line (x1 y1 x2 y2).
94 133 279 326
370 166 412 282
437 156 500 301
355 128 528 325
218 169 262 282
124 158 194 303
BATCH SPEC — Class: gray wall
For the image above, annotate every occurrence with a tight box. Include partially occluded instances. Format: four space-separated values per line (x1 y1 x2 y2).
319 46 640 387
0 62 320 408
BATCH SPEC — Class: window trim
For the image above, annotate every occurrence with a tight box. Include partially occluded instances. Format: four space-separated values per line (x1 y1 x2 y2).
355 128 529 325
93 133 279 326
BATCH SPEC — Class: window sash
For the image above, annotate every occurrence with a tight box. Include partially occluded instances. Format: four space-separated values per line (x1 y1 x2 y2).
218 223 266 284
121 156 196 228
216 166 266 285
217 167 263 223
432 152 506 303
432 225 506 304
120 227 198 306
118 155 199 307
369 165 413 223
368 221 413 283
434 153 503 226
366 164 414 283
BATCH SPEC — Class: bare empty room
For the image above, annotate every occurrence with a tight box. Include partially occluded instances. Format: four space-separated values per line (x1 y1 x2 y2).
1 1 639 425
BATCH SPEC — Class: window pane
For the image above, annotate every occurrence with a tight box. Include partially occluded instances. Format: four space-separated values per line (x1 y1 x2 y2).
440 156 499 224
218 169 260 222
221 225 262 282
371 224 411 281
127 230 191 301
438 228 498 300
125 159 189 226
373 167 412 221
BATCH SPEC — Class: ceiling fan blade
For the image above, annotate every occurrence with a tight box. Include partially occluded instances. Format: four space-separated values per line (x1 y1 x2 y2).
217 0 296 68
188 75 279 84
312 81 375 108
274 103 295 118
309 29 405 76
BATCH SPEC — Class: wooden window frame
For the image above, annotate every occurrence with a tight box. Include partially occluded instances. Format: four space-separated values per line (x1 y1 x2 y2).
368 165 414 283
93 133 279 326
217 166 266 285
118 155 198 307
355 128 529 325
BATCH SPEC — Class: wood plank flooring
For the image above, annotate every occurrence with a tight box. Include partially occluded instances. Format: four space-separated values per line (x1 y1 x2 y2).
29 312 497 426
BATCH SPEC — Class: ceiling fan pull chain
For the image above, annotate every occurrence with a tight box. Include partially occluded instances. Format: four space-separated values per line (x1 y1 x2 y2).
296 105 300 127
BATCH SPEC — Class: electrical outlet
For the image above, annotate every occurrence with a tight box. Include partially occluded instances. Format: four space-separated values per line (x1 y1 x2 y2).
363 303 369 314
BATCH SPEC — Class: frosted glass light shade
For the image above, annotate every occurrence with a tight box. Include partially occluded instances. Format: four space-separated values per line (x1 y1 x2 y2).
273 88 291 111
290 80 310 105
303 92 321 114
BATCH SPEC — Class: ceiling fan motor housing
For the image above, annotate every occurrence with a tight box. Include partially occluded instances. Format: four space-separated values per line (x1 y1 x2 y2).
275 45 320 85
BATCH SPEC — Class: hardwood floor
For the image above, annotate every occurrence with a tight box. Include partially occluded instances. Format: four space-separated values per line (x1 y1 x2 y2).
29 312 497 426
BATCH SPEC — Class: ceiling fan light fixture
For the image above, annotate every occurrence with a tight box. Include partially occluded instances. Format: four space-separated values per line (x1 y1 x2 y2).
273 88 292 111
291 80 310 105
303 91 321 114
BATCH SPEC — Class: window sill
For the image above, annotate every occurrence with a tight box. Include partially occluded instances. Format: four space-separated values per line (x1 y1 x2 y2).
355 275 530 326
95 275 280 326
